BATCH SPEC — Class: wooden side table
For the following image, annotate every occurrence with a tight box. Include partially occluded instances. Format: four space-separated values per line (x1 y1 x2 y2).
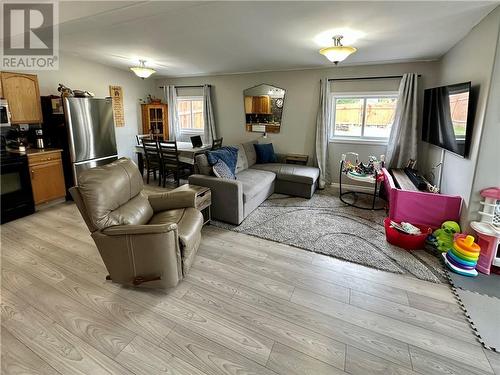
174 184 211 225
285 153 309 165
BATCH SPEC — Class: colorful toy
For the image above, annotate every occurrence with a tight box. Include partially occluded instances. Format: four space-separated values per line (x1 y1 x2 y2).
341 153 385 180
471 187 500 274
427 221 461 252
443 234 480 277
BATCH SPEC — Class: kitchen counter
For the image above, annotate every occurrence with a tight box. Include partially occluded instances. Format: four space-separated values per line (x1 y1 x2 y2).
7 148 63 155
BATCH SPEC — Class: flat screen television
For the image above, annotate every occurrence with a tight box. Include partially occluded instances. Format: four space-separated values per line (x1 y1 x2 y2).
422 82 474 158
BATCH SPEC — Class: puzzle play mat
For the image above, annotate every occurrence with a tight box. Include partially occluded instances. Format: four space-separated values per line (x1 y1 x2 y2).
446 271 500 351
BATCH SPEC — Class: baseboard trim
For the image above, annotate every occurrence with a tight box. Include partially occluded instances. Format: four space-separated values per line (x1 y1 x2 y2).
330 182 375 193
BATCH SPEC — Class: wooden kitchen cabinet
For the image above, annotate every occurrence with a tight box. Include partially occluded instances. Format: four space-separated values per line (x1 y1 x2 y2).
27 150 66 206
0 72 42 124
141 103 169 140
244 95 271 114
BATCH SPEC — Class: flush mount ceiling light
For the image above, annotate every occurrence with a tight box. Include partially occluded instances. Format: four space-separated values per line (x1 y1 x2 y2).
319 35 357 65
130 60 156 79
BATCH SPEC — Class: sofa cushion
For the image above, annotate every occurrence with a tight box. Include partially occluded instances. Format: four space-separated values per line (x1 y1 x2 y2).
250 163 282 174
234 144 249 173
254 143 278 163
242 140 258 167
148 207 203 250
276 165 320 184
250 163 320 185
206 146 239 174
213 159 236 180
237 169 275 202
194 154 213 176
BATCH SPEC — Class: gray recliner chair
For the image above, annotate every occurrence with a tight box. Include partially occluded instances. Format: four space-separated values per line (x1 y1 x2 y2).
70 158 203 289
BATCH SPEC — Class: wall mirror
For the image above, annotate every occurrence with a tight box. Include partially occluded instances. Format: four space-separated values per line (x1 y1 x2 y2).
243 84 285 133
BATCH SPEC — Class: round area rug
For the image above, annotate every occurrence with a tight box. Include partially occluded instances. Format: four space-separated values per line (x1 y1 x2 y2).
212 187 446 283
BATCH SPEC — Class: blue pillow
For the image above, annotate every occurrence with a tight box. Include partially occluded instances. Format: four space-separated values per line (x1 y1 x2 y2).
212 159 236 180
206 146 239 174
254 143 277 164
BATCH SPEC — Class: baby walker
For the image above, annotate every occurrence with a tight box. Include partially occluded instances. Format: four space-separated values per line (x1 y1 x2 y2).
339 152 385 210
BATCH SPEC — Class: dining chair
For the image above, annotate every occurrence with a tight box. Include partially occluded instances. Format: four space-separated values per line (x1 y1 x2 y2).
211 137 223 150
142 139 162 185
159 141 191 187
136 134 153 145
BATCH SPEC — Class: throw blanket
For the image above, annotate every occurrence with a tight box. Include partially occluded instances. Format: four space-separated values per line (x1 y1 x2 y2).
206 146 239 174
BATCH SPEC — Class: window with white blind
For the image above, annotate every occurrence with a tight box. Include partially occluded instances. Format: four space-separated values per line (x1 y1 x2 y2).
330 93 398 142
177 96 205 133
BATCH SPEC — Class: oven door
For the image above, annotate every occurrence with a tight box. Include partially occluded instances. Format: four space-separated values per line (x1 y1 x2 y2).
1 157 35 224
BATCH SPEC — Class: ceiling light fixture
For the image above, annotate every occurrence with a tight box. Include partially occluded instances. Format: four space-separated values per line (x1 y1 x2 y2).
319 35 357 65
130 60 156 79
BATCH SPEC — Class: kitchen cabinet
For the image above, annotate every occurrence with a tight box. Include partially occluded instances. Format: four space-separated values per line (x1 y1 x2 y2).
244 95 271 114
141 103 169 140
27 150 66 206
0 72 42 124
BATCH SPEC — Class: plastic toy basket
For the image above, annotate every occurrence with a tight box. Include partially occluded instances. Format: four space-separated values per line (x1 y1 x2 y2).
384 218 433 250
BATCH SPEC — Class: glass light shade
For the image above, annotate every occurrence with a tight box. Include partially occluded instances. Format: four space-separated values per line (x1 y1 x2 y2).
319 46 357 64
130 66 156 79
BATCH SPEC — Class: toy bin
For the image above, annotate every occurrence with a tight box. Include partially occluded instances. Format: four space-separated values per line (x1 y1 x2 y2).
384 218 432 250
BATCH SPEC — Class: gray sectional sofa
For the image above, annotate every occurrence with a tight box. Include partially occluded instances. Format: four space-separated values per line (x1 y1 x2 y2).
188 140 320 224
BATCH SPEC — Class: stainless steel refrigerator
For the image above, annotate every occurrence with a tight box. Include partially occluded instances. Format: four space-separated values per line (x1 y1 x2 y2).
63 97 118 185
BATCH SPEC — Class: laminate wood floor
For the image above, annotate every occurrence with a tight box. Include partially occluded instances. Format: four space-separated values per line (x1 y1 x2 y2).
1 202 499 375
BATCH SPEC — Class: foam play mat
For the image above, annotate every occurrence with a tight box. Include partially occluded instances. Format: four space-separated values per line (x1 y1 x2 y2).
446 271 500 351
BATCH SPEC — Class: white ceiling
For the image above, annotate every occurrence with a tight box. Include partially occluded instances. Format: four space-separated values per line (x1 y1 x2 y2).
55 1 499 77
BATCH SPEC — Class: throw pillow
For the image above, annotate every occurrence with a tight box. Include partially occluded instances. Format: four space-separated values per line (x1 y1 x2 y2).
194 154 213 175
254 143 278 164
212 159 236 180
206 146 239 174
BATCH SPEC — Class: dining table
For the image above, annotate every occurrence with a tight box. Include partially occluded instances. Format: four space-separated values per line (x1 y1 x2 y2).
134 141 211 176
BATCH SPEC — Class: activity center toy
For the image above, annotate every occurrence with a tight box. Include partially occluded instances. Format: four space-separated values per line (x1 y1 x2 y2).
443 234 480 277
471 187 500 275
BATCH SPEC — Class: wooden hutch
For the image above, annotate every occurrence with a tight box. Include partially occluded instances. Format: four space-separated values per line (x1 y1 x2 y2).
141 103 169 140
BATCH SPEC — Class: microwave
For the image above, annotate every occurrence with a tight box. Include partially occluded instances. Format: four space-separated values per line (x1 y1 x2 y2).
0 99 11 126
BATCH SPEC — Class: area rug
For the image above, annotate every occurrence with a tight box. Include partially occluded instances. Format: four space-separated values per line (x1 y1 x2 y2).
212 187 446 283
446 271 500 351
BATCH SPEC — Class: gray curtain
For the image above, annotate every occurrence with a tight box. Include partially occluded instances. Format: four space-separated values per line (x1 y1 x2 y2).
203 84 217 144
163 85 180 140
386 73 419 168
314 78 331 189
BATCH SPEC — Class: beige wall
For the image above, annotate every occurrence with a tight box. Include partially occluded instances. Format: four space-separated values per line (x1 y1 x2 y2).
420 6 500 229
32 53 154 161
157 61 440 184
469 18 500 224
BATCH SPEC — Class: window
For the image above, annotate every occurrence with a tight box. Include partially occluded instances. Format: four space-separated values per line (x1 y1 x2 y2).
330 93 398 141
448 90 469 140
177 96 204 133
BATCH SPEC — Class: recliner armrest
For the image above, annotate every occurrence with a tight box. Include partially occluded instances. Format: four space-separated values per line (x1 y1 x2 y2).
102 223 178 236
148 190 197 212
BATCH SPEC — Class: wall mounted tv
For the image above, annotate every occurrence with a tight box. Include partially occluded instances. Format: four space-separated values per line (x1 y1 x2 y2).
422 82 475 158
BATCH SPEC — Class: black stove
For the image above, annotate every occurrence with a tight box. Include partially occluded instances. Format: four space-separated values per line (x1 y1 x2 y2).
0 146 35 224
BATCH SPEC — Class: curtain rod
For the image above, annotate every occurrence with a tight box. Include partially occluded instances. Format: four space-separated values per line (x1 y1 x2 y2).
328 74 421 82
158 84 211 89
